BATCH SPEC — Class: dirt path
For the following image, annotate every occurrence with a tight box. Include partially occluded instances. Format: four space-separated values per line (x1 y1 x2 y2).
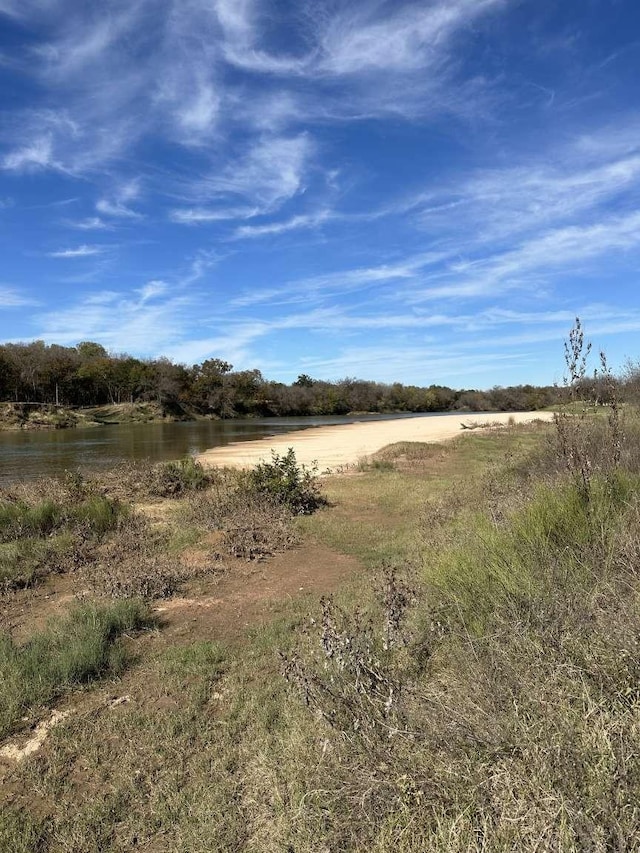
1 540 361 645
153 541 362 643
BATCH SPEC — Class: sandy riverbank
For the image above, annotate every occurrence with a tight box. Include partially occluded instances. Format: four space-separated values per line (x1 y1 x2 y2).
197 411 555 471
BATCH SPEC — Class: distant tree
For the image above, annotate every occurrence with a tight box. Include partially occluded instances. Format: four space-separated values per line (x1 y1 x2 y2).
190 359 233 414
0 346 20 401
76 357 120 404
42 344 79 404
229 369 264 415
147 358 190 406
76 341 108 362
294 374 314 388
621 359 640 404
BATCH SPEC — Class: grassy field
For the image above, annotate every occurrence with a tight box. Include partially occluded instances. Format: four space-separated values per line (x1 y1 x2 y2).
2 408 640 850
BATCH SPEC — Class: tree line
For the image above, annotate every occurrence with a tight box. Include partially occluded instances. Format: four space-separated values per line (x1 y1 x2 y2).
0 339 576 417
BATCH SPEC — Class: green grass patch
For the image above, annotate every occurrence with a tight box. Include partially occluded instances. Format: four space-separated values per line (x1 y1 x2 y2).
0 810 48 853
0 487 128 589
0 532 75 589
301 427 551 569
0 600 154 739
0 494 125 543
159 640 227 681
432 471 638 631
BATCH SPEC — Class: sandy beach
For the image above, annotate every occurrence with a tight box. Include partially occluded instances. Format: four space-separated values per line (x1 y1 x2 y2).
197 411 555 471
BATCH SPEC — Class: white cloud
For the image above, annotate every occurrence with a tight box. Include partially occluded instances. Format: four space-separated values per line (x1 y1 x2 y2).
230 251 451 307
176 81 220 136
201 134 313 208
294 344 523 384
233 209 332 239
406 210 640 304
0 286 38 308
170 206 259 224
68 217 112 230
178 249 221 287
48 244 106 258
0 0 512 185
36 287 196 355
2 135 55 172
34 6 144 80
317 0 505 76
96 180 143 219
138 280 168 302
0 0 61 20
96 199 142 219
413 152 640 242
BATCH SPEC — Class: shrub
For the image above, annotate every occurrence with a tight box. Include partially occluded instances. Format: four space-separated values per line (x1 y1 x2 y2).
180 472 298 560
146 457 212 497
221 492 298 560
0 484 127 590
282 568 416 745
0 533 77 591
79 514 184 599
245 448 325 515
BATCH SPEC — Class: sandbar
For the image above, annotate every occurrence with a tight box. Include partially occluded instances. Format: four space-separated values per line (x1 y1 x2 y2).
197 411 555 471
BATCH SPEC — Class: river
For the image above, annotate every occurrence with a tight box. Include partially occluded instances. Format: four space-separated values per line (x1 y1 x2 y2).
0 412 439 485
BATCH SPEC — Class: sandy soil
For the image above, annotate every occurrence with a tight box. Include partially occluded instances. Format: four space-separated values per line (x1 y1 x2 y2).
198 411 555 471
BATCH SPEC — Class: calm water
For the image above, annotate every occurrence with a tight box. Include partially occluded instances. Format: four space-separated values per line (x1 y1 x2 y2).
0 412 437 485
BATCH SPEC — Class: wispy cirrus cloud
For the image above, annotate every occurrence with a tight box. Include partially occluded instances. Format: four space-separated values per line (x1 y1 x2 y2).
35 285 196 354
196 134 314 209
0 0 510 183
0 286 39 308
405 208 640 304
170 206 259 225
233 209 332 239
96 180 143 220
2 135 57 173
47 244 107 258
411 151 640 242
67 217 113 231
230 251 451 307
316 0 506 76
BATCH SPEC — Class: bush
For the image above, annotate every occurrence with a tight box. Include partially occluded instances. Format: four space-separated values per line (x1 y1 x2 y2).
221 492 298 560
245 448 325 515
0 483 127 590
79 514 184 599
146 457 212 497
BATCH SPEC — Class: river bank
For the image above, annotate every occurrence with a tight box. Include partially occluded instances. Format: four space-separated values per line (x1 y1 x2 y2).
198 410 556 471
0 401 199 431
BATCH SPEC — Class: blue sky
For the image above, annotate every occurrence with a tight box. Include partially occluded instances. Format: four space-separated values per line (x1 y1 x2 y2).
1 0 639 387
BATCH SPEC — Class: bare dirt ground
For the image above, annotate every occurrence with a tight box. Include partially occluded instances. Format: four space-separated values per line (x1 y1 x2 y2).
198 410 554 471
153 540 362 643
0 540 361 644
